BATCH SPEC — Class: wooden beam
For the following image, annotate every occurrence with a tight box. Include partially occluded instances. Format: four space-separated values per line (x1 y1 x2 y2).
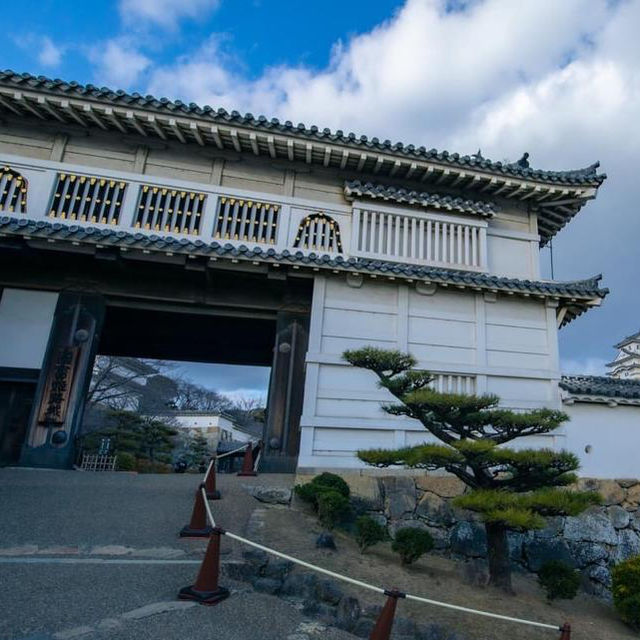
266 135 276 158
229 129 242 152
15 93 45 120
249 132 259 155
436 168 450 184
356 153 367 171
37 96 65 122
82 105 108 130
372 155 385 174
390 160 402 177
305 143 313 164
126 111 148 137
420 166 435 182
405 162 418 179
168 118 186 143
287 139 295 161
492 180 513 196
209 125 223 148
339 149 349 169
0 94 22 116
189 122 204 146
481 177 497 192
101 107 125 133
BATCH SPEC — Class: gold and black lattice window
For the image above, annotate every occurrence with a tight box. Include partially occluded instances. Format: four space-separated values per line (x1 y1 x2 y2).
0 166 28 213
213 197 279 244
133 185 206 235
49 173 127 224
293 213 343 253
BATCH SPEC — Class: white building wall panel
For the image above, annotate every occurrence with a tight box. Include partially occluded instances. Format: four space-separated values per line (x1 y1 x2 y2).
299 274 562 470
0 288 58 370
564 403 640 479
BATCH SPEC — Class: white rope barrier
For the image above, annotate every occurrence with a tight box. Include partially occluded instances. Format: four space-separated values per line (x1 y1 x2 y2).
200 488 562 633
404 594 558 631
201 487 217 528
203 458 214 483
215 443 254 460
252 449 262 472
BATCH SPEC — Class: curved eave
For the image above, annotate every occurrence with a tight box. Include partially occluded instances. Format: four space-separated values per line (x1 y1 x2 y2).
343 180 496 217
0 71 605 229
0 216 607 326
560 375 640 404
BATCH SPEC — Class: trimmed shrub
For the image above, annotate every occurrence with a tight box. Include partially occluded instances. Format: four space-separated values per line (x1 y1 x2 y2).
612 555 640 630
317 490 351 529
537 560 580 601
392 527 434 565
294 472 350 510
355 516 387 553
116 452 136 471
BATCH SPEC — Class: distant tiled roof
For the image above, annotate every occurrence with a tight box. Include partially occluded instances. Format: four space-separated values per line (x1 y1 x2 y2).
614 330 640 349
344 180 496 217
0 70 606 187
560 375 640 402
0 216 607 322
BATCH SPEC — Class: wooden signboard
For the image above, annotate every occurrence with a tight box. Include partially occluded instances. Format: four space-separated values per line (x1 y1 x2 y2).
37 346 79 425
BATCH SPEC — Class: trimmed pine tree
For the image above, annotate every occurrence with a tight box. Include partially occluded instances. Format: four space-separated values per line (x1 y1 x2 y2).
343 347 601 592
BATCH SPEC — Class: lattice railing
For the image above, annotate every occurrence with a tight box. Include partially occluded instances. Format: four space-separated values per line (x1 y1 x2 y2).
213 196 279 244
293 212 343 253
0 166 27 213
430 373 476 394
48 173 126 224
353 208 486 270
80 453 117 471
133 184 206 234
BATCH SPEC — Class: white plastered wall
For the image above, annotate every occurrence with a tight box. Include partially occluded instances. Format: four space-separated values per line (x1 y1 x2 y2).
298 274 563 470
564 402 640 478
0 288 58 370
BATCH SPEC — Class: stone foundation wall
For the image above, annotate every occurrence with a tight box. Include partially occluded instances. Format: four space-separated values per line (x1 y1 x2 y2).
296 473 640 598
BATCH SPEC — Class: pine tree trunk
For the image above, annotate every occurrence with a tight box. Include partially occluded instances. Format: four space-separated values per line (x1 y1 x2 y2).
485 522 513 593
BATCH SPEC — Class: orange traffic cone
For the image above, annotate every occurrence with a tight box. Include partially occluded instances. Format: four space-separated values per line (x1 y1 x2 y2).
559 623 571 639
179 484 214 538
237 443 257 477
369 590 405 640
178 528 230 605
204 458 221 500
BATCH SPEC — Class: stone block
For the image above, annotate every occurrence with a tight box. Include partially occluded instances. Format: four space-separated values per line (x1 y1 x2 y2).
415 491 455 526
345 475 383 509
568 541 607 568
564 511 618 545
248 486 292 505
524 538 574 572
415 475 465 498
281 571 319 599
533 516 565 539
316 579 343 605
624 484 640 508
450 521 487 558
607 505 630 529
588 564 612 587
594 480 625 506
222 560 255 582
263 559 294 580
617 479 639 489
252 577 282 595
335 596 360 632
615 529 640 562
352 619 375 638
389 519 430 539
301 599 336 623
243 549 269 570
382 476 416 519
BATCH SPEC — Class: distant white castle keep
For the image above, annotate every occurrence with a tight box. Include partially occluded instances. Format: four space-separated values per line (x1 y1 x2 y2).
607 330 640 380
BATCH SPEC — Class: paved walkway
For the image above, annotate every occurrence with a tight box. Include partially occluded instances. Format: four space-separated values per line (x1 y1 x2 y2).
0 468 353 640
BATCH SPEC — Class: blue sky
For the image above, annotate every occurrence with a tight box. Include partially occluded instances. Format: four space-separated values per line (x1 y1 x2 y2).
4 0 640 391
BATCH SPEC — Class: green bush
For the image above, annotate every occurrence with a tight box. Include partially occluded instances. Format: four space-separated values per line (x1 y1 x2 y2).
391 527 434 565
317 490 351 529
537 560 580 601
116 452 136 471
294 472 350 510
355 516 388 553
612 555 640 630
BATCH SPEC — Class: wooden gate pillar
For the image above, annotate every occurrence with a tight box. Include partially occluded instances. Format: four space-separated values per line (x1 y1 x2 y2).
20 291 105 469
262 312 309 473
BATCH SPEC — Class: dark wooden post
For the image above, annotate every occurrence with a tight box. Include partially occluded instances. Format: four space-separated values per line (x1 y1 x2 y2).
262 311 309 473
20 292 104 469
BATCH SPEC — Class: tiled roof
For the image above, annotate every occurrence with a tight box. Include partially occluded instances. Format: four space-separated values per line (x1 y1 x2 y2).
344 180 496 217
614 330 640 349
560 375 640 401
0 70 606 187
0 216 608 316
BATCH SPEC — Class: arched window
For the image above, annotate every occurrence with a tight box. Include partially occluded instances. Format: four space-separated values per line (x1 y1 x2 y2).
293 212 343 253
0 166 27 213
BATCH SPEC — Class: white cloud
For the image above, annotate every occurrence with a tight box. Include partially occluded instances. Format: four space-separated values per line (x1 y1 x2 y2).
38 36 64 67
119 0 220 29
142 0 640 369
90 38 151 89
